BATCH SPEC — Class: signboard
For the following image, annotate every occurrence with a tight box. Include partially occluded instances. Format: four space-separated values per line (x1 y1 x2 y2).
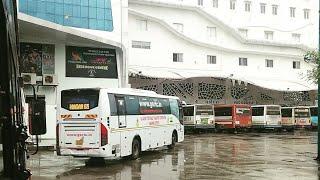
20 43 55 75
69 103 90 110
65 46 118 78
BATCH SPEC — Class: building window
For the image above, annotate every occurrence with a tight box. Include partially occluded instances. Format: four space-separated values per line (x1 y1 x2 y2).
265 59 273 68
230 0 236 10
207 26 217 38
213 0 218 8
238 28 248 37
173 23 184 33
304 9 310 19
264 31 273 40
272 5 278 15
292 33 301 42
293 61 300 69
260 3 266 14
290 7 296 18
137 19 148 31
18 0 114 31
132 41 151 49
198 0 203 6
173 53 183 62
239 58 248 66
245 1 251 12
207 55 217 64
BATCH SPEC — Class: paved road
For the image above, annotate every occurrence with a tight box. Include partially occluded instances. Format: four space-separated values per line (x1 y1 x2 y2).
28 131 318 180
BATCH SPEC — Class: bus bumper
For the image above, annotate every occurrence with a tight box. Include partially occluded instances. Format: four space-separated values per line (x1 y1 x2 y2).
59 146 114 158
184 124 215 130
195 124 215 129
252 125 282 129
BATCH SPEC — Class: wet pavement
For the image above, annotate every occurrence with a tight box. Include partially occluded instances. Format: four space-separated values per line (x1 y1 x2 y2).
28 131 319 180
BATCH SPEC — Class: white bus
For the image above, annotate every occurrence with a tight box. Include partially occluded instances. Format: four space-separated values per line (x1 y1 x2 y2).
182 104 215 130
251 105 282 129
281 107 311 128
56 88 184 159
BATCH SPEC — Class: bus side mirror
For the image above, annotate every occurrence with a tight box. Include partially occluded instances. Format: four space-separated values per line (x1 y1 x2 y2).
29 99 47 135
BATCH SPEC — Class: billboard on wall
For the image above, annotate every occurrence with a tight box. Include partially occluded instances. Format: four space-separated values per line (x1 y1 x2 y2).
20 43 55 75
65 46 118 78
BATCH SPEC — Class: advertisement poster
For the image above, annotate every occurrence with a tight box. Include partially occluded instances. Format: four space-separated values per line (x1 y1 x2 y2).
65 46 118 78
20 43 55 75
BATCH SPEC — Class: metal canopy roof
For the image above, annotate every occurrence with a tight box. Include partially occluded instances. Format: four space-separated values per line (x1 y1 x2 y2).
129 66 317 92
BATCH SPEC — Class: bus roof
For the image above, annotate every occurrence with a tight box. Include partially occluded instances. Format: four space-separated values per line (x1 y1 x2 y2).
281 106 310 109
252 105 281 108
62 88 179 100
182 104 213 107
214 104 250 108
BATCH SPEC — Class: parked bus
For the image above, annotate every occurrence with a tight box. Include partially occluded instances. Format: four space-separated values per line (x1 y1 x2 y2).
251 105 282 129
281 107 312 129
56 88 184 159
280 107 295 131
182 104 215 130
310 106 318 127
214 104 252 130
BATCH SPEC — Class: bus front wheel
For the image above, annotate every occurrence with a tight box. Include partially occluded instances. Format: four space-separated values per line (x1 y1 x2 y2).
168 131 177 149
131 138 141 160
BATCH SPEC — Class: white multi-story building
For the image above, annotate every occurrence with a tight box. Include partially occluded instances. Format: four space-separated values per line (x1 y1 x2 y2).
128 0 318 105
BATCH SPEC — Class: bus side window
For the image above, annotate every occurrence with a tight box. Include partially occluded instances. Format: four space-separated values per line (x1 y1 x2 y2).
169 99 179 119
116 98 126 116
125 96 139 115
108 94 117 116
159 98 171 114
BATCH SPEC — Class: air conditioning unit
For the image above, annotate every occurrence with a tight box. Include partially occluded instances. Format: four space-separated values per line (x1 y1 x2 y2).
42 74 58 86
21 73 36 85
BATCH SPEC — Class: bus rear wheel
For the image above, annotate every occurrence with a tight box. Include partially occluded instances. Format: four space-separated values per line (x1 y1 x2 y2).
168 132 177 149
131 138 141 160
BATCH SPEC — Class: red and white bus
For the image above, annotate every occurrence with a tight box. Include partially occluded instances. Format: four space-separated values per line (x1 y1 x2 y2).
56 88 184 159
214 104 252 130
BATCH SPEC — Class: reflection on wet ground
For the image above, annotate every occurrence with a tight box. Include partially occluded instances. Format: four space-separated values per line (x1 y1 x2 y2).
28 131 319 180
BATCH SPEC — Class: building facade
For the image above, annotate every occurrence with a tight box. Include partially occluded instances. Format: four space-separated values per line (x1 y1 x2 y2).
18 0 129 146
127 0 318 105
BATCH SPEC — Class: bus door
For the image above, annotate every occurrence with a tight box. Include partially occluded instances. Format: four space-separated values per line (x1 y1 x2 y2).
115 96 127 128
115 95 131 156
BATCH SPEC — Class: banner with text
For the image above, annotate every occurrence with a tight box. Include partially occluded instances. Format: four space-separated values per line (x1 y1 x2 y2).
66 46 118 78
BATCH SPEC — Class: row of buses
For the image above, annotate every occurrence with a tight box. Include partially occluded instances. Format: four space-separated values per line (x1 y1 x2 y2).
182 104 318 131
54 87 317 160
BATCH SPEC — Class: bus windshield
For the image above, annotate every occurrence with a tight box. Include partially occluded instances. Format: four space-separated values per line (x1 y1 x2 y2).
281 108 292 117
236 108 250 115
61 89 99 111
266 106 280 115
196 105 213 115
310 107 318 116
214 107 232 116
294 108 310 118
183 106 194 116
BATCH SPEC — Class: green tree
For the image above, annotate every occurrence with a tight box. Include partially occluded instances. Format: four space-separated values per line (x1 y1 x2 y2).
304 50 320 83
